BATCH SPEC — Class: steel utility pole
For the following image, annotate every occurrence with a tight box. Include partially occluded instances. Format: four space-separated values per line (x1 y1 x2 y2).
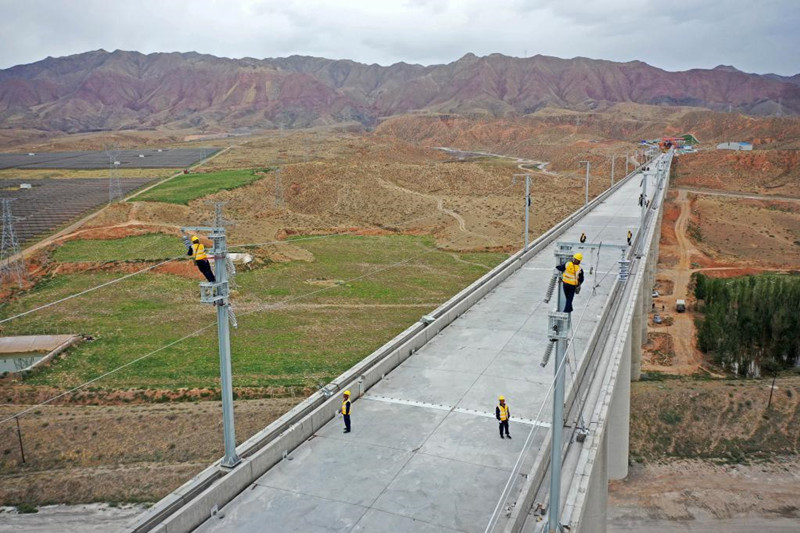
182 204 240 469
539 240 630 533
513 173 532 249
610 154 616 187
579 161 590 205
540 244 574 533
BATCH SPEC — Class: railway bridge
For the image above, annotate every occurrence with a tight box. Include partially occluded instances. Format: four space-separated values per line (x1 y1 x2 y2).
127 150 671 533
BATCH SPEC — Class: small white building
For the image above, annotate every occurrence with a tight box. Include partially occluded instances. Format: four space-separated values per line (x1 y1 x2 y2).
717 142 753 151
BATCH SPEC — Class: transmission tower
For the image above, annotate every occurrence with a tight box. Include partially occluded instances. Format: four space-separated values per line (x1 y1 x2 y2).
1 198 26 287
274 167 285 209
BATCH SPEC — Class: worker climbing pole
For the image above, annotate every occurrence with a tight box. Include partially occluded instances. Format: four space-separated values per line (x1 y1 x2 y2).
184 234 216 282
556 252 584 313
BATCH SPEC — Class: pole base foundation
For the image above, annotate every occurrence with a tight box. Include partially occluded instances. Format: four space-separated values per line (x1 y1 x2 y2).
219 456 242 470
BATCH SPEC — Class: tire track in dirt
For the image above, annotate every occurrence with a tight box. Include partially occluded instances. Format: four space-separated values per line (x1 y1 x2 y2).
652 189 705 373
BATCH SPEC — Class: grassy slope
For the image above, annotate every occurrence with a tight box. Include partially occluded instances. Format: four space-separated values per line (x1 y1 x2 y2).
630 376 800 463
53 233 183 262
134 169 267 204
1 235 507 389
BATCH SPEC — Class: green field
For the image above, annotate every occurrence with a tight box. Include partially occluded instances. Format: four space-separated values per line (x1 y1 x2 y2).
53 233 184 262
134 169 267 204
1 235 507 390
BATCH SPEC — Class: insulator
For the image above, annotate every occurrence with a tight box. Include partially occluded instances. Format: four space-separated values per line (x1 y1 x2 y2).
540 341 555 367
618 259 630 282
543 273 558 303
227 305 238 329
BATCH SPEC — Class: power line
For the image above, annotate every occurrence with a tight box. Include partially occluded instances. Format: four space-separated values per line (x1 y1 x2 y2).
0 257 180 325
0 184 516 425
0 323 216 426
0 211 449 326
1 172 518 325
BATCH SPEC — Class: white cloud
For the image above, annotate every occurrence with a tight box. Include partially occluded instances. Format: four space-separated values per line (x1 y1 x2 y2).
0 0 797 74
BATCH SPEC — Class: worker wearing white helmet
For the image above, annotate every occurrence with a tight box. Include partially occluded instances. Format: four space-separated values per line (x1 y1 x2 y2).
556 252 584 313
496 395 511 439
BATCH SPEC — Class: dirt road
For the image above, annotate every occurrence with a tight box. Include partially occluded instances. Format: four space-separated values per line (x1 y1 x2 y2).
650 189 705 373
376 176 498 245
675 186 800 203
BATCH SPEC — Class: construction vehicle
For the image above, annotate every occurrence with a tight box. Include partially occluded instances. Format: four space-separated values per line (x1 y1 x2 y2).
676 299 686 312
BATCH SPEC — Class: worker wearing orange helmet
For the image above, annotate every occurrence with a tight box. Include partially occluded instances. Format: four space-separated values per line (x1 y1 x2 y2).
556 252 584 313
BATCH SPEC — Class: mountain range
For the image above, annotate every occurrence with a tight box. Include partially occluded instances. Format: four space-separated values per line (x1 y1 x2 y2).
0 50 798 133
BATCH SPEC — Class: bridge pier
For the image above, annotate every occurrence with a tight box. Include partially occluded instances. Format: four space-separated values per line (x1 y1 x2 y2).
607 330 631 480
582 428 608 533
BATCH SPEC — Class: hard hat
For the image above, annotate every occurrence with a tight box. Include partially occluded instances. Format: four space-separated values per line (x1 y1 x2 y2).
574 252 583 261
191 235 199 242
498 395 505 401
343 390 351 396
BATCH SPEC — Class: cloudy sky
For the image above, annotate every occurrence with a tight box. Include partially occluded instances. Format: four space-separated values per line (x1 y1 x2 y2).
1 0 798 74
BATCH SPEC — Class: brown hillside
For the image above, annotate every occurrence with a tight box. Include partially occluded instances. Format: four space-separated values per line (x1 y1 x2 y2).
2 50 799 133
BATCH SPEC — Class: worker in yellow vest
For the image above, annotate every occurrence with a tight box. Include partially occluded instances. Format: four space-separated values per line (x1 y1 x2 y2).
556 252 584 313
188 235 216 282
496 395 511 439
341 390 352 433
627 230 632 246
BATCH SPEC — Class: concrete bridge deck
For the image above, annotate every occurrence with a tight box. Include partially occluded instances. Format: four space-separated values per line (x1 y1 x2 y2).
181 157 667 533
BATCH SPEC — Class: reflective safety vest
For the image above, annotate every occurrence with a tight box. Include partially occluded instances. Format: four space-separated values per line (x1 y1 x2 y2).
562 261 581 286
498 404 509 421
342 399 350 416
191 243 207 261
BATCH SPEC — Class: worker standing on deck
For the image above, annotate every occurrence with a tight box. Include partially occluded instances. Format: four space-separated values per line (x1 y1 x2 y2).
341 390 352 433
188 235 216 283
496 396 511 439
627 230 633 246
579 232 586 243
556 253 584 313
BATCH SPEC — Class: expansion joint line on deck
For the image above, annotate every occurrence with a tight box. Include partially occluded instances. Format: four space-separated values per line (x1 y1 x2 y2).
362 394 551 428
